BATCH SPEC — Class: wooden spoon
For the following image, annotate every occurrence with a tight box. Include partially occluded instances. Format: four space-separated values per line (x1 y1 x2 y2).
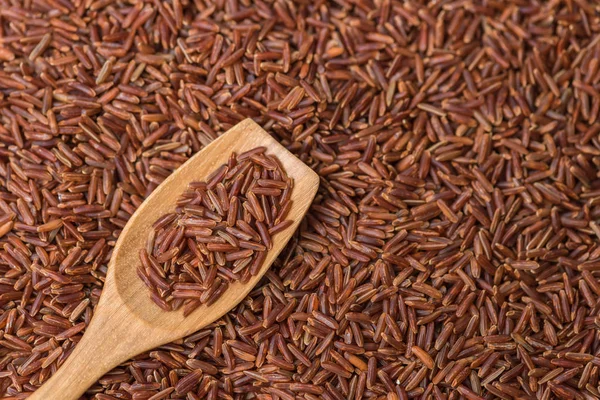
29 119 319 399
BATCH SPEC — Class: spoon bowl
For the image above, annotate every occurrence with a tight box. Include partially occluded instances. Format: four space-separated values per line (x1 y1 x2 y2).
29 119 319 399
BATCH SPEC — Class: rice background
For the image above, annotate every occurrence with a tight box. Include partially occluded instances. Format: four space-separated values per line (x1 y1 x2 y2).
0 0 599 399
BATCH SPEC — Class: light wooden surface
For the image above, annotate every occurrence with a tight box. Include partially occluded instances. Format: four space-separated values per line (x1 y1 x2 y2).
28 119 319 400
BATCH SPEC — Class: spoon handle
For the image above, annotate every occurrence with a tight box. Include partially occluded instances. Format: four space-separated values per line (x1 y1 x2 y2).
28 299 142 400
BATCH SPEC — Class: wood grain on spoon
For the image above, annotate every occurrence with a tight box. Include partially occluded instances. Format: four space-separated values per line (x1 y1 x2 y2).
28 119 319 400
